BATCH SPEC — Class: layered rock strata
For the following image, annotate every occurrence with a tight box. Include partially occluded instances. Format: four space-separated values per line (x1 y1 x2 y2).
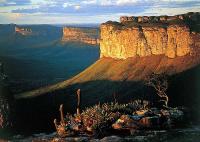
100 13 200 59
62 27 99 45
100 24 192 59
15 26 32 35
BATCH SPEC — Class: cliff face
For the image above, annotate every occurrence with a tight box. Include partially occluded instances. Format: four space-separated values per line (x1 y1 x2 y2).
100 24 192 58
62 27 99 45
15 26 32 35
100 12 200 59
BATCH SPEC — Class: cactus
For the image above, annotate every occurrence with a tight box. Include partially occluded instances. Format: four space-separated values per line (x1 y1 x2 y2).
53 119 58 130
76 89 81 116
59 104 65 126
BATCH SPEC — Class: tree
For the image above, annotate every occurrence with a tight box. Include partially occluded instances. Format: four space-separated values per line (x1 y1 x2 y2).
145 73 169 108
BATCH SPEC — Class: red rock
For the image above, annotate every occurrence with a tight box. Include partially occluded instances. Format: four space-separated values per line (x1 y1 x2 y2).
100 21 193 59
62 27 99 45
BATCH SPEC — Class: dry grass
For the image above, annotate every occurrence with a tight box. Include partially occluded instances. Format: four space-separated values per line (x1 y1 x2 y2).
80 100 149 130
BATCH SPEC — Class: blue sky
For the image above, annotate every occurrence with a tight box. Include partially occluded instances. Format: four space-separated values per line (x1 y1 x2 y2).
0 0 200 24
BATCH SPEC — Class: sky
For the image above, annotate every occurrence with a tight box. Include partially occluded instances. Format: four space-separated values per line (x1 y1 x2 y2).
0 0 200 24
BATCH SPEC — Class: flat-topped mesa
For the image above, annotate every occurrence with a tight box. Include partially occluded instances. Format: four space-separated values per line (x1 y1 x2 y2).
15 26 32 35
100 24 191 59
100 12 200 59
62 27 99 45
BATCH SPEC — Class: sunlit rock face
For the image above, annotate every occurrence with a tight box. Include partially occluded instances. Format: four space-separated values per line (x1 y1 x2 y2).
62 27 99 45
166 25 191 58
15 26 32 36
100 23 192 59
100 12 200 59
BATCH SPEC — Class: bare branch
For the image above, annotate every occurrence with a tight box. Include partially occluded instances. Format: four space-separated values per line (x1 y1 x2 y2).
144 72 169 107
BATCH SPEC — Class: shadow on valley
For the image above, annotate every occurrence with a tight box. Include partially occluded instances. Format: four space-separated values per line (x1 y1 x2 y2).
0 44 99 94
14 64 200 135
0 24 100 94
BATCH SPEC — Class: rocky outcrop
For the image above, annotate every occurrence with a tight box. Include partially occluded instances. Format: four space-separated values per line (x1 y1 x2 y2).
15 26 32 35
100 12 200 59
166 25 191 58
62 27 99 45
100 23 193 59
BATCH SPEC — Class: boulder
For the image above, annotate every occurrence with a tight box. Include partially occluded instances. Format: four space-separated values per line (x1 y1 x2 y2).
112 115 138 130
138 116 160 128
100 136 125 142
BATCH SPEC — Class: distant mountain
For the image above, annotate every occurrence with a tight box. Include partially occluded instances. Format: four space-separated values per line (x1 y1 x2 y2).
0 24 62 49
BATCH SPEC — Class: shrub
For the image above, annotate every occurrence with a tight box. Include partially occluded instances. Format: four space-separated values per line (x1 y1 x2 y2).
81 100 149 131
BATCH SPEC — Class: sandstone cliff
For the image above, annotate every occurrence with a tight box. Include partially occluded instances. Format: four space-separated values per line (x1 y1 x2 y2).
100 24 192 58
62 27 99 45
100 12 200 59
15 26 32 36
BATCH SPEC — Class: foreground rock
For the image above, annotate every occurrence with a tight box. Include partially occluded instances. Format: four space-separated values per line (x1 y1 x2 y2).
112 108 184 133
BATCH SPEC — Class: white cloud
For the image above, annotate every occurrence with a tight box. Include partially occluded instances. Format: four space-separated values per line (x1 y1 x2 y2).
10 13 22 19
0 0 200 24
63 2 73 8
82 0 97 5
74 5 81 10
100 0 113 6
116 0 139 5
1 12 23 20
116 0 197 6
153 0 194 1
138 4 200 16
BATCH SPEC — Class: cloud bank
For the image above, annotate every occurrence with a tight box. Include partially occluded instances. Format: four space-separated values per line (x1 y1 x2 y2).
0 0 199 24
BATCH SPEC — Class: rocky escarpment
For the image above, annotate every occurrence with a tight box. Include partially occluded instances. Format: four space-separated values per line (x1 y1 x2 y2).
62 27 99 45
100 12 200 59
15 26 32 36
